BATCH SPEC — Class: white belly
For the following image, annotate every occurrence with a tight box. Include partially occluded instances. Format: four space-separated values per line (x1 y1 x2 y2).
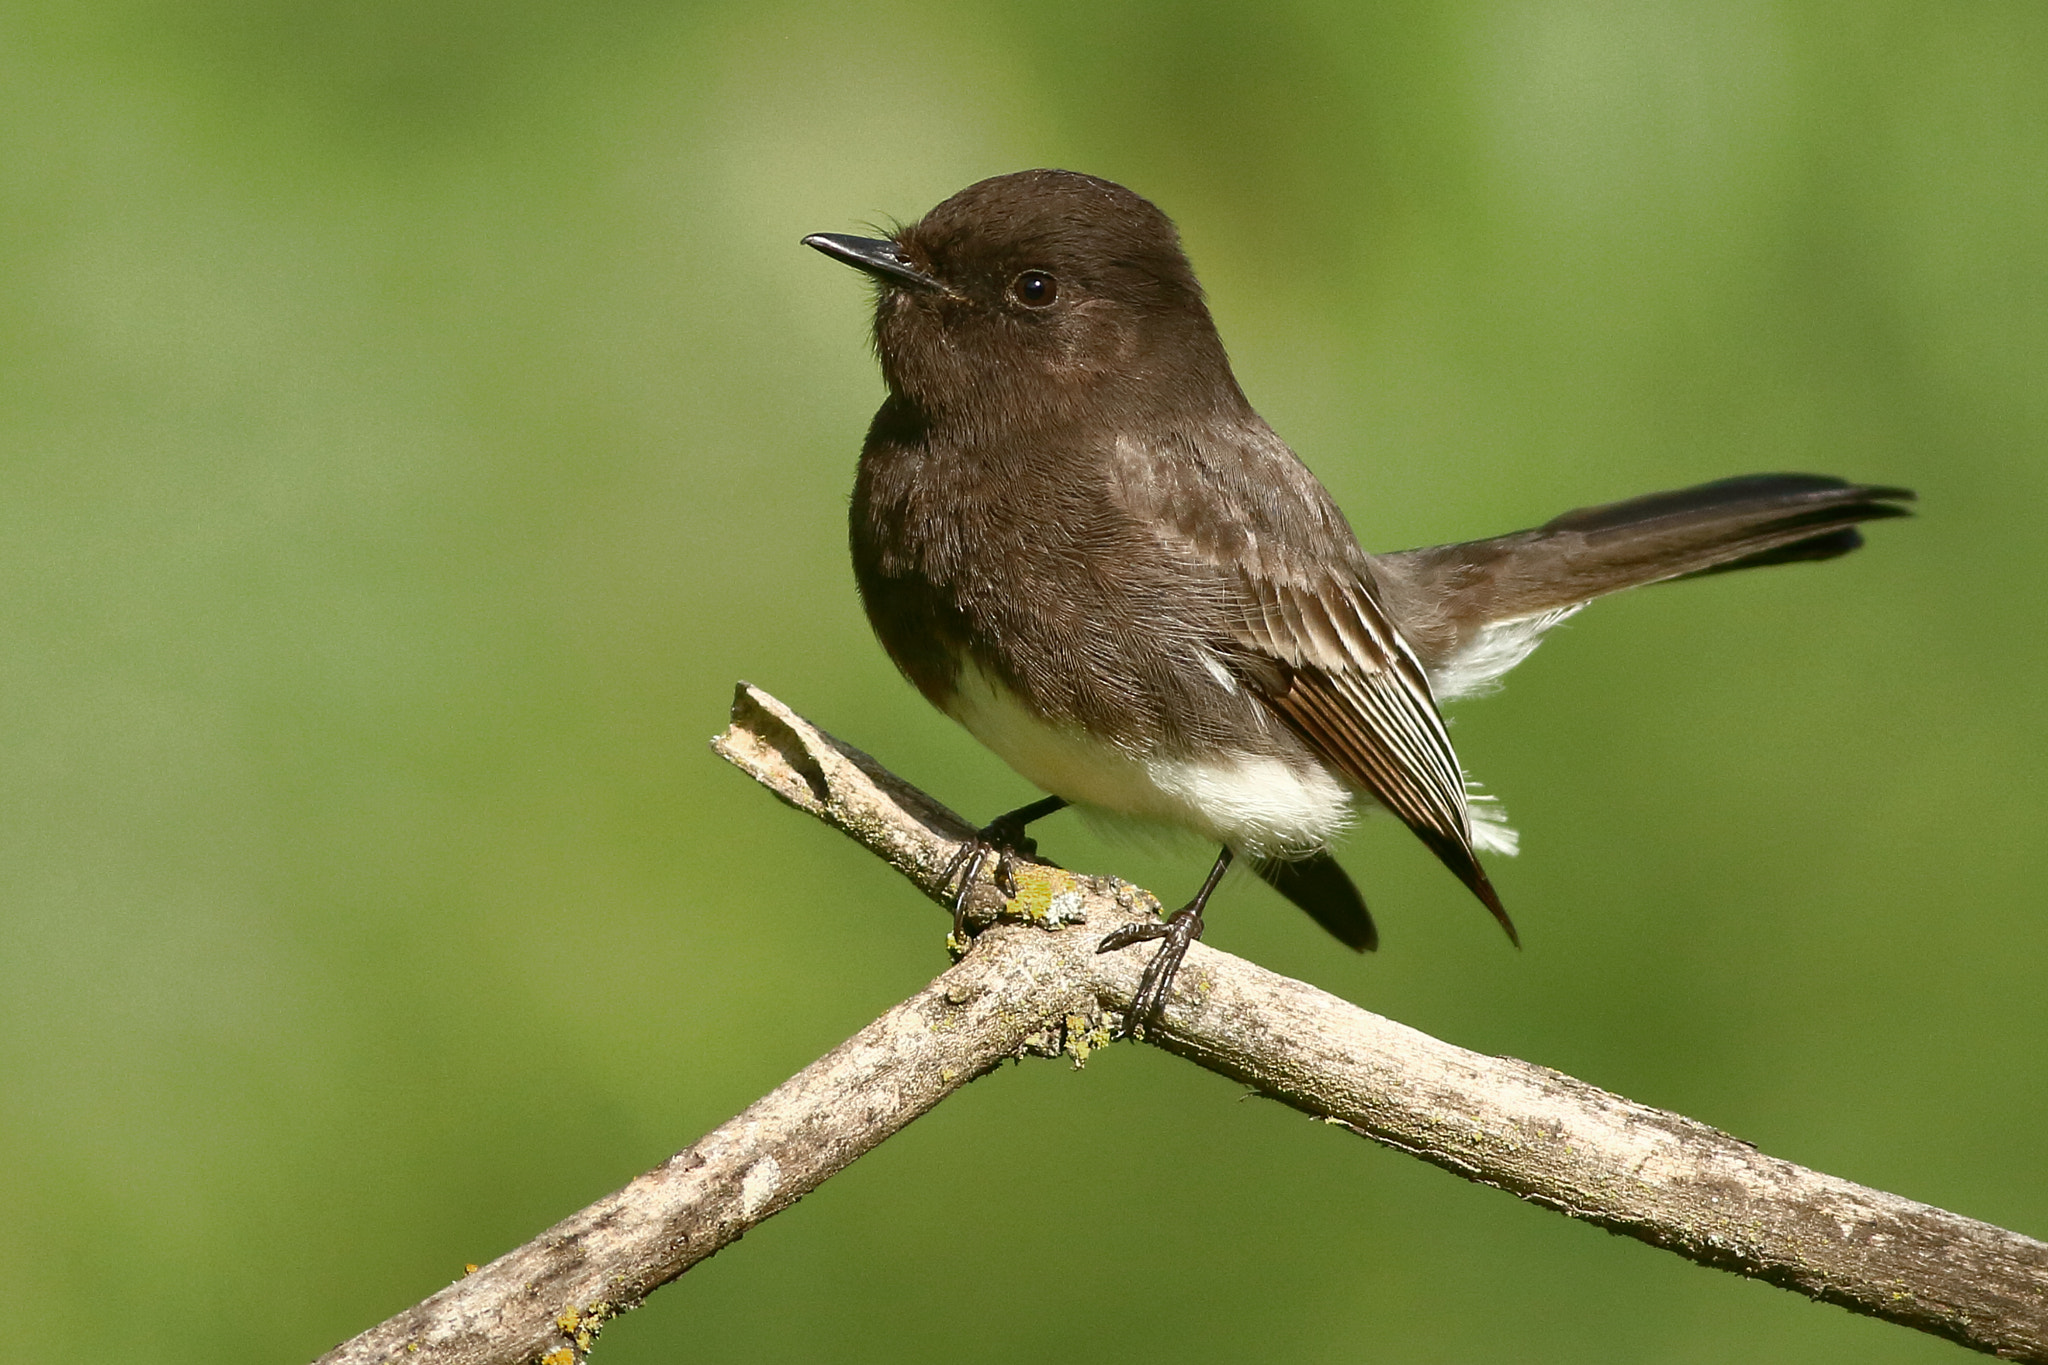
942 667 1354 859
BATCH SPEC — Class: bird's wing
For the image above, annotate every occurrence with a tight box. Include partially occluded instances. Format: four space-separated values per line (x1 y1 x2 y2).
1107 428 1515 939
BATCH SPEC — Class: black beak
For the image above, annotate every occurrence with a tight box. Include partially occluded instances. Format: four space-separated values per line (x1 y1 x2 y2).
802 233 944 291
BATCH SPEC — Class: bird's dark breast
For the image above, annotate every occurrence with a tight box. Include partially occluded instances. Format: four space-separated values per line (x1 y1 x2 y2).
849 405 1270 756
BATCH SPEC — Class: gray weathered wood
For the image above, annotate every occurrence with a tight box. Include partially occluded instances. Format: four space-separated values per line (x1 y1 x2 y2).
313 683 2048 1365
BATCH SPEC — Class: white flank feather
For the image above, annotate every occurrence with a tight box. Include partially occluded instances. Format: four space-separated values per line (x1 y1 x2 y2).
943 667 1352 858
944 665 1524 859
1464 784 1521 857
1428 606 1582 702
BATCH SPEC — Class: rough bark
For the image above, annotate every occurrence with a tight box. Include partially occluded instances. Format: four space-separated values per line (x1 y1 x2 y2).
313 684 2048 1365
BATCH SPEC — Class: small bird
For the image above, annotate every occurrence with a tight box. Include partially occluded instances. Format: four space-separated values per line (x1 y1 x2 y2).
805 169 1911 1031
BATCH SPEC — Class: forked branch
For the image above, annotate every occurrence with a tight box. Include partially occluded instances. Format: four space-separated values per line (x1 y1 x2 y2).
315 684 2048 1365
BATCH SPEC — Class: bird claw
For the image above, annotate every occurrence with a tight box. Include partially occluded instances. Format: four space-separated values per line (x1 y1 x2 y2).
938 814 1042 940
1098 906 1205 1038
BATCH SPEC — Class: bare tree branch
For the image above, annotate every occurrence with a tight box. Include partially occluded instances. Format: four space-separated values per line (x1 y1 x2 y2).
315 684 2048 1365
315 921 1097 1365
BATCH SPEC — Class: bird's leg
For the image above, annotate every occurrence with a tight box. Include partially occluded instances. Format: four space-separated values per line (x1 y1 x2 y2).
1097 846 1234 1037
939 795 1070 940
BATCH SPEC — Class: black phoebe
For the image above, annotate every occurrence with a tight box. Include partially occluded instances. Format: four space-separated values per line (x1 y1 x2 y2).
805 169 1911 1030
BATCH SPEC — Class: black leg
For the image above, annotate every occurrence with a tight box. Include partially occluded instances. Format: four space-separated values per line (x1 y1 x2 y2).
1097 846 1233 1036
939 795 1070 938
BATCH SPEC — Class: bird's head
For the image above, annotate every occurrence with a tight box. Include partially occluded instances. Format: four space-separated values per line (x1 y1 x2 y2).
805 170 1243 429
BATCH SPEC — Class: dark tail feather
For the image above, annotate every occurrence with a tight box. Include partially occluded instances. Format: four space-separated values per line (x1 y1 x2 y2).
1254 852 1379 952
1676 525 1867 577
1375 474 1914 668
1539 473 1912 543
1541 474 1914 587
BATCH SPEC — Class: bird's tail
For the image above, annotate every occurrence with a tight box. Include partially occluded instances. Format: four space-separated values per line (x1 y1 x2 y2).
1253 851 1379 952
1374 474 1913 698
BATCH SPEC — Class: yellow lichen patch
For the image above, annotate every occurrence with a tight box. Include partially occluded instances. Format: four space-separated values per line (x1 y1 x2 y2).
1006 868 1084 924
540 1351 576 1365
1063 1013 1112 1067
570 1301 614 1352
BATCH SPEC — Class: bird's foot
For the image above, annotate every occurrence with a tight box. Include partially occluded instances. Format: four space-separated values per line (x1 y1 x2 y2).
938 809 1044 946
1097 905 1206 1038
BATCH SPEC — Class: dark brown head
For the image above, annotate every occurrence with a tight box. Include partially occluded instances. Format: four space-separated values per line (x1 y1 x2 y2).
805 170 1247 430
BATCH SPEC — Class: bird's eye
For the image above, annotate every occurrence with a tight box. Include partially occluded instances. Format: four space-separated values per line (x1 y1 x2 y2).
1009 270 1058 307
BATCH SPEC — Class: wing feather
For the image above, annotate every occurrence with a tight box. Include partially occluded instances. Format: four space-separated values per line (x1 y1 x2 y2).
1108 427 1516 940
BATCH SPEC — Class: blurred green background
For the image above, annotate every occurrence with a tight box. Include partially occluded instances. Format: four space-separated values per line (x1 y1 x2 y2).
3 2 2043 1361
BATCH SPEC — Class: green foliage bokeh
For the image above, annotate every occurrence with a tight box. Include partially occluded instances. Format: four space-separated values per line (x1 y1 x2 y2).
2 3 2043 1361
